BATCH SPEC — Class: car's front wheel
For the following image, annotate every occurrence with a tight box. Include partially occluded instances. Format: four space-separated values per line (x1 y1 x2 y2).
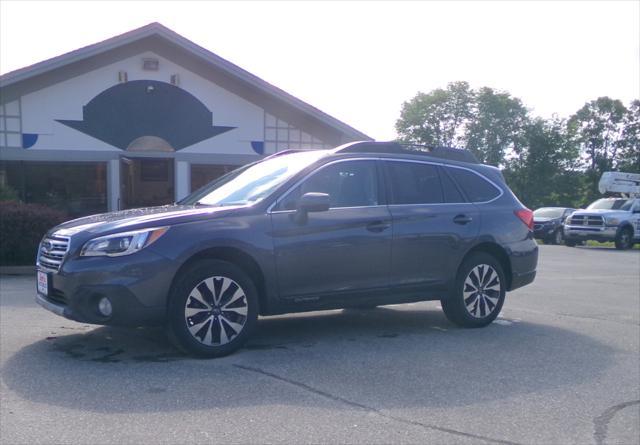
615 227 634 250
167 259 258 358
553 228 564 245
441 252 506 328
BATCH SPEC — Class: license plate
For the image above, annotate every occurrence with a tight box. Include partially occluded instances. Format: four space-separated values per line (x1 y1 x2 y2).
37 271 48 296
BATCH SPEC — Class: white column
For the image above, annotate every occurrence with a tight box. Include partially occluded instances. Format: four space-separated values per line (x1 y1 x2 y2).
107 159 120 211
175 160 190 201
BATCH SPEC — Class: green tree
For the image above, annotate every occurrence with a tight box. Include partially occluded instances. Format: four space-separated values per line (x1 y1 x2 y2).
567 97 628 202
395 84 638 209
466 87 529 166
504 117 581 208
568 97 627 171
395 81 474 147
395 82 529 166
619 99 640 172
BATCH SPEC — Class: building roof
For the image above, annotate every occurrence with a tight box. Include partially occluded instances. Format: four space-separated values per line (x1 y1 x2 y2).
0 22 371 142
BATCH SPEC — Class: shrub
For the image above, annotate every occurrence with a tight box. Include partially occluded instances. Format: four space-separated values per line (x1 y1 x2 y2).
0 201 68 266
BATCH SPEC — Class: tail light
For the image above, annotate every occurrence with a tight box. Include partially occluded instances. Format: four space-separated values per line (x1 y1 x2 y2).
514 208 534 230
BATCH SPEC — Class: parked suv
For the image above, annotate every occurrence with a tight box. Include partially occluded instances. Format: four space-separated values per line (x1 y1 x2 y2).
533 207 576 245
36 141 538 357
564 198 640 249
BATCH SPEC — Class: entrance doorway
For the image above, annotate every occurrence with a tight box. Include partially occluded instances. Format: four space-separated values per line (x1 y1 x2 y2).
120 157 174 209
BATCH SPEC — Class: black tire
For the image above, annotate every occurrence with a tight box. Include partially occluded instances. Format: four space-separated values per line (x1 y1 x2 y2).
167 259 258 358
553 229 564 245
565 239 578 247
615 227 634 250
441 252 506 328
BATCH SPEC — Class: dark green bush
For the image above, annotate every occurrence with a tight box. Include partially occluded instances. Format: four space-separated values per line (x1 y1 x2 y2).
0 201 68 266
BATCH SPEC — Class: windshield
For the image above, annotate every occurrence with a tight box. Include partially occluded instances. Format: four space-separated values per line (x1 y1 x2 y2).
587 198 634 211
179 151 328 207
533 208 564 218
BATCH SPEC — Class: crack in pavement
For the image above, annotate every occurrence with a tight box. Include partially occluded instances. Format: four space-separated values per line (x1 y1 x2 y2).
234 364 521 445
593 399 640 445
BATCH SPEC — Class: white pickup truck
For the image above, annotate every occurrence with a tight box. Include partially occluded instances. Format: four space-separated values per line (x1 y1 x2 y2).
563 172 640 250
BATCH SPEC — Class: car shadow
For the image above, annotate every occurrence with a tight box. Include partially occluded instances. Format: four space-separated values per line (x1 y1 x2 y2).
1 305 616 414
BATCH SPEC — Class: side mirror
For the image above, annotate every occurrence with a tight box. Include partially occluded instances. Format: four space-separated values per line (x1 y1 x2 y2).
294 192 330 223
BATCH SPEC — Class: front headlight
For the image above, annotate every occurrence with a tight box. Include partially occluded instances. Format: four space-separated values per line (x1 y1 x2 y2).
80 227 169 257
605 217 620 226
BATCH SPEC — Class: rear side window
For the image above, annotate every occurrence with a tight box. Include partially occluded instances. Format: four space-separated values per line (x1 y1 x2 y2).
446 167 501 203
438 166 465 203
386 161 443 204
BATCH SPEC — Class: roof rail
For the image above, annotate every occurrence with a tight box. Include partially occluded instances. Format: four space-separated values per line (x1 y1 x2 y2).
334 141 480 164
261 149 306 160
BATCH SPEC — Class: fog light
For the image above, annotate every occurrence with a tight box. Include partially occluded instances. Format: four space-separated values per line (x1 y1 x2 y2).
98 297 113 317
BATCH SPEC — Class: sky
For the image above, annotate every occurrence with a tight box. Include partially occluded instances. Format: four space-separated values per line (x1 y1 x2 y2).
1 1 638 141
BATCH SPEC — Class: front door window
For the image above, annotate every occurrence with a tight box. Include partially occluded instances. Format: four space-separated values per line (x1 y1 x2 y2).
276 160 380 211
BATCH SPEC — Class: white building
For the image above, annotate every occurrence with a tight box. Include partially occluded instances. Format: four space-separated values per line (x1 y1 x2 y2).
0 22 369 216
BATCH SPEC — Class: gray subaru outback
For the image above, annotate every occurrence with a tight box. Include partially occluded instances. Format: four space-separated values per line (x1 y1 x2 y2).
36 141 538 357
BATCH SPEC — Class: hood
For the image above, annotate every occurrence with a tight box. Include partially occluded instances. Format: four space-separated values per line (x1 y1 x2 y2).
571 209 629 217
50 204 245 238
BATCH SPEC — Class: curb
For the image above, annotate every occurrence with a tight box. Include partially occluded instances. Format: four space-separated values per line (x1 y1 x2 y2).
0 266 36 276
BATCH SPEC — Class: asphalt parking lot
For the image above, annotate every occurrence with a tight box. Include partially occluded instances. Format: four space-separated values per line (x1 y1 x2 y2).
0 245 638 445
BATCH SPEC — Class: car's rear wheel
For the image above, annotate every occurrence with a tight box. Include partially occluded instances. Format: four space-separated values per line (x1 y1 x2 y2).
615 227 634 250
167 259 258 358
441 252 505 328
565 239 578 247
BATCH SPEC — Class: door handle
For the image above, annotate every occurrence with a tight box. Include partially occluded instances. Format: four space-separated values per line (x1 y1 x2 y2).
453 214 473 225
366 221 391 233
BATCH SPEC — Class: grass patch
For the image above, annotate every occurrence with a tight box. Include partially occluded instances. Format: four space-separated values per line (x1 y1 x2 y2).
535 239 640 249
585 240 640 250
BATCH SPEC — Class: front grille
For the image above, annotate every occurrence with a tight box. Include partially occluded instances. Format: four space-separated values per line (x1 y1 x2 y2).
47 288 67 305
37 235 70 272
569 215 604 227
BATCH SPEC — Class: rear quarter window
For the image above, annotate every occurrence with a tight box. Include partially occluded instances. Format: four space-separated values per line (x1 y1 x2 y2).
446 167 501 203
386 161 443 204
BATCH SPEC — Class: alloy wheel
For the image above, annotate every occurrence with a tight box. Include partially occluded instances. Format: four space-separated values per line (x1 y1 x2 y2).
463 264 502 318
184 276 248 346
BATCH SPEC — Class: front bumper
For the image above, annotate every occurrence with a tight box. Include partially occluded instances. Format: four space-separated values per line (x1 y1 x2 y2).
35 248 176 326
36 282 166 326
564 225 617 242
36 293 70 319
533 225 558 239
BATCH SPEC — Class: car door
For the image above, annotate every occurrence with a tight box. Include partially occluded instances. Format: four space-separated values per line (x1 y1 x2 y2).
270 159 392 300
384 160 480 291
